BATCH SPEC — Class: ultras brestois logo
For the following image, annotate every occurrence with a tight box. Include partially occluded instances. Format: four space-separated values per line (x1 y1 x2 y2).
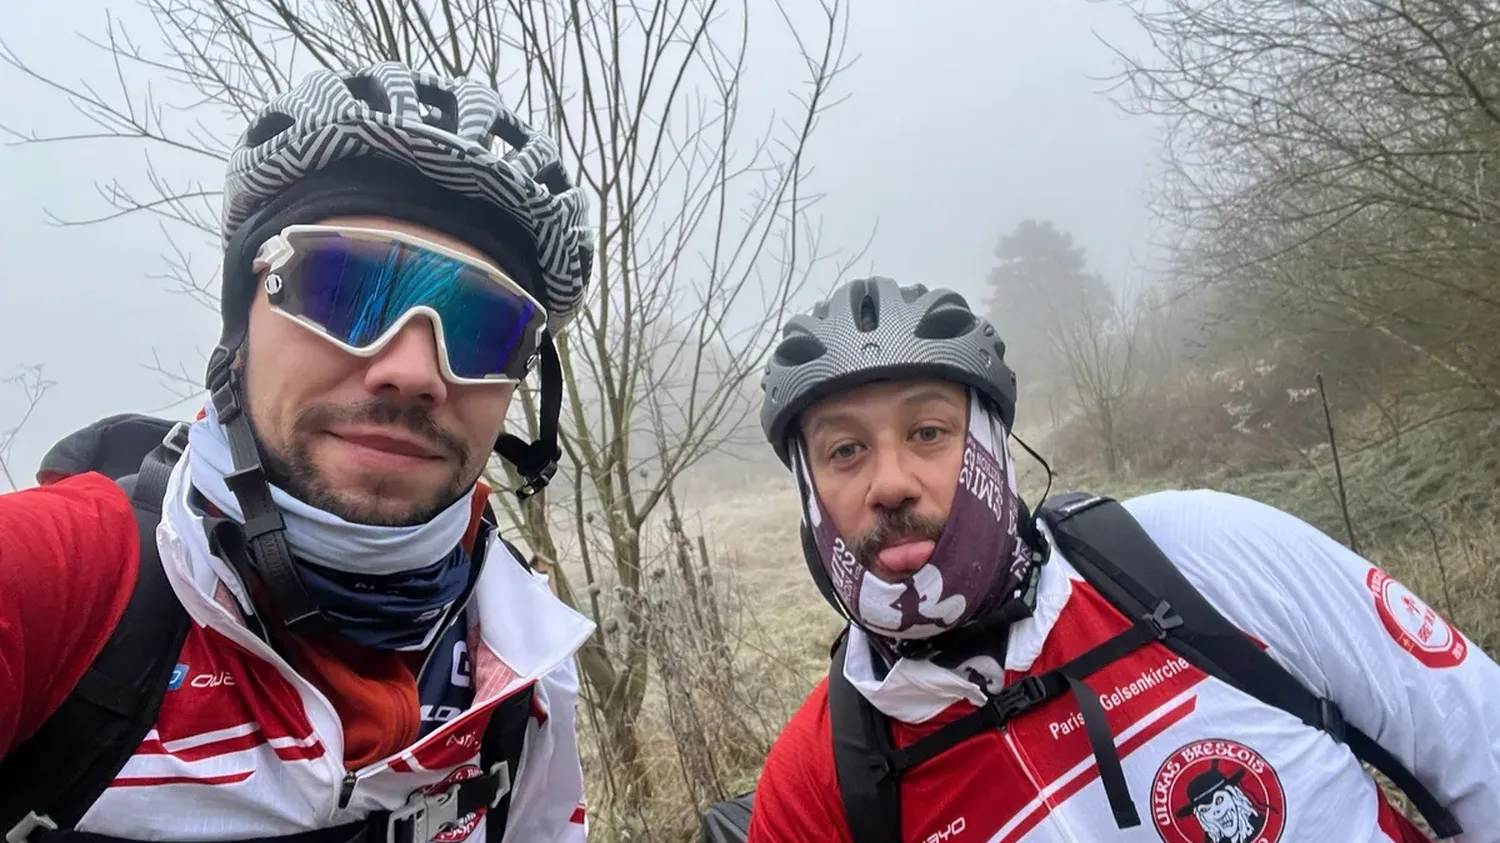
1150 739 1285 843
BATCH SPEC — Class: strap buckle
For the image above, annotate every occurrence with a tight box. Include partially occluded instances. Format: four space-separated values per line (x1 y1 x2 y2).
209 368 243 423
1317 698 1348 744
487 761 513 808
162 421 191 459
387 787 462 843
6 812 57 843
515 458 558 501
990 674 1048 721
1144 600 1184 640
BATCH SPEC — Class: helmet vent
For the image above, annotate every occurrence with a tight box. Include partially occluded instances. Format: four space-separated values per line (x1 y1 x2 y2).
856 293 879 333
915 304 977 340
772 333 827 367
244 113 295 148
344 74 392 113
416 83 459 133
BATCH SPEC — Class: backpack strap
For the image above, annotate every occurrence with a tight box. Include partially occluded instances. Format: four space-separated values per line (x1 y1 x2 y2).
826 615 1163 838
1 426 193 842
699 790 755 843
1040 492 1462 839
478 683 535 842
826 631 902 843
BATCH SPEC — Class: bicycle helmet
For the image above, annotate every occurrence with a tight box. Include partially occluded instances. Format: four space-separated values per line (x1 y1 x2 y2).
761 276 1017 464
221 60 592 332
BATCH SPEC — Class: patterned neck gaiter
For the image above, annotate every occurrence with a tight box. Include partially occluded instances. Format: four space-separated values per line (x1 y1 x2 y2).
794 389 1032 644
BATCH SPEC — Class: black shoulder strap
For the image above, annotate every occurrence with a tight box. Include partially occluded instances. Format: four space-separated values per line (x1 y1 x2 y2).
473 514 536 842
480 683 536 842
494 535 535 575
0 428 193 839
1039 492 1462 839
699 790 755 843
826 631 902 843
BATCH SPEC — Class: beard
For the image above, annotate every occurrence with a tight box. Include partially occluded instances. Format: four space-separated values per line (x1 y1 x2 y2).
248 390 479 527
850 505 946 572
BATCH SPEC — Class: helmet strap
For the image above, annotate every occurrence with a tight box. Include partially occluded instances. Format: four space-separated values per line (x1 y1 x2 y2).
494 331 563 501
204 356 329 637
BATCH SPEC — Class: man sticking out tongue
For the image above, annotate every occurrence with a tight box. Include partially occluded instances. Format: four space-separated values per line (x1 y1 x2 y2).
743 276 1500 843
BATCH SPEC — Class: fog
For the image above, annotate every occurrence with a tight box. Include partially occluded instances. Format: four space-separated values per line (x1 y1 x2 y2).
0 1 1160 485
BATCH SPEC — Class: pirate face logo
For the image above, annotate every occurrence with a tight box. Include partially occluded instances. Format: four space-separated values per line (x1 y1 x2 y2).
1150 740 1286 843
414 765 487 842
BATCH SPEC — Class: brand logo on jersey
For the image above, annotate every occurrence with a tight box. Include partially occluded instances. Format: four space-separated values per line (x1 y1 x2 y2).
415 765 486 842
1366 568 1467 669
922 816 966 843
1150 739 1285 843
422 705 466 724
190 670 236 688
167 664 189 691
451 640 473 688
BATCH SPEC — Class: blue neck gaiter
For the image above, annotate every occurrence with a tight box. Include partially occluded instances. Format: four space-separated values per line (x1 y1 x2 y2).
294 543 475 651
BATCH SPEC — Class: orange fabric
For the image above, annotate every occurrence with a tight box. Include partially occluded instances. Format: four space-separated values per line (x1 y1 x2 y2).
258 484 494 769
283 633 420 768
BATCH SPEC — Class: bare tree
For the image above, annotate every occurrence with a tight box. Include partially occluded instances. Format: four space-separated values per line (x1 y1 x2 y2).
1105 0 1500 414
0 365 56 491
1049 288 1137 475
1 0 855 827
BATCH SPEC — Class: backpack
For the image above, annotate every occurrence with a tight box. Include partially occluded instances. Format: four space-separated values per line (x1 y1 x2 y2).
699 791 755 843
1 414 536 843
801 492 1459 843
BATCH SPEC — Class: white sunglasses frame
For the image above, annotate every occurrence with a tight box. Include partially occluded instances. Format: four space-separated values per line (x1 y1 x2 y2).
253 224 548 386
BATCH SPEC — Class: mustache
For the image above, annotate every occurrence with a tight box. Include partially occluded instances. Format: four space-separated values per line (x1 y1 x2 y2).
851 506 945 568
292 397 468 461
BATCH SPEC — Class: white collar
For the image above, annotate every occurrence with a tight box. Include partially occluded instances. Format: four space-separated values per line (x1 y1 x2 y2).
842 519 1077 724
155 447 596 684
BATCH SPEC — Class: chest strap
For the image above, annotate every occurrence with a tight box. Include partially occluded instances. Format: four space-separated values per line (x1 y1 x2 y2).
9 760 511 843
868 600 1185 831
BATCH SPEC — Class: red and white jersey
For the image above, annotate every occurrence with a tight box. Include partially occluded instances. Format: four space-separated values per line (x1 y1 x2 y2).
747 489 1500 843
0 450 595 842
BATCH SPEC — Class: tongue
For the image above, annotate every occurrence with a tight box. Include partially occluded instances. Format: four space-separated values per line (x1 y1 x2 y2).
877 540 936 575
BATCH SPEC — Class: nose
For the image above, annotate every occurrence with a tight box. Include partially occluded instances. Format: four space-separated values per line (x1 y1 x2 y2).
362 316 449 407
864 436 921 513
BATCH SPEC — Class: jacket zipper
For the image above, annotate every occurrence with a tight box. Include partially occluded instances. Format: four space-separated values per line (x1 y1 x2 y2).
331 587 480 812
338 772 358 810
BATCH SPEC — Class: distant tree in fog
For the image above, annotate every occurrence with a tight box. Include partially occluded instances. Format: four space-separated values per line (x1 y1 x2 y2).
982 220 1114 394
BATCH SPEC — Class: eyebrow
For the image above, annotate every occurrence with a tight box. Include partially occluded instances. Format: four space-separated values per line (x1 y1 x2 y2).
901 387 966 411
804 387 965 439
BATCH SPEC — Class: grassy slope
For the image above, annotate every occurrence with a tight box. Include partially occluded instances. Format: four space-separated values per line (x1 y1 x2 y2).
1027 415 1500 672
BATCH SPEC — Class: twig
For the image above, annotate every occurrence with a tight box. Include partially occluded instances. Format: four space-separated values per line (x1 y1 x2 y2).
1317 372 1360 554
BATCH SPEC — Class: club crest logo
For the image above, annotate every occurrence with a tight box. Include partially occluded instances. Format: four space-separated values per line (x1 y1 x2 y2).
1366 568 1467 669
415 765 487 842
1150 739 1286 843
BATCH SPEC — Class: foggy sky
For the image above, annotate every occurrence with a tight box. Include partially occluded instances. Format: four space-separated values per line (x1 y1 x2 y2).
0 1 1162 484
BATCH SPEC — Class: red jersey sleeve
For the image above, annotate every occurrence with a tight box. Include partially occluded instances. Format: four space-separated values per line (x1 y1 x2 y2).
0 473 140 757
747 679 851 843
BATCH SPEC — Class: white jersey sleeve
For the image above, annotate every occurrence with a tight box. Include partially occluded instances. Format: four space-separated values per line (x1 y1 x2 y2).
498 653 589 843
1122 489 1500 840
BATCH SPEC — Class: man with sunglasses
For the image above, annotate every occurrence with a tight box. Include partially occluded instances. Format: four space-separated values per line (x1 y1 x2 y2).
0 62 596 843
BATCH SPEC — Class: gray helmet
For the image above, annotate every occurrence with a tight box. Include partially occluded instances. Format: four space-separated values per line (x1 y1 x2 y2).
760 276 1017 466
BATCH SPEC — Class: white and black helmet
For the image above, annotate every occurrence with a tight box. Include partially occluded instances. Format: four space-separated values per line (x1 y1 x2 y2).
222 60 594 329
760 277 1018 465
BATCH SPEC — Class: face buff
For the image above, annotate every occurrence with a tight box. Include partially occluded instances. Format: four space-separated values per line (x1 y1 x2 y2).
795 389 1033 665
187 401 474 651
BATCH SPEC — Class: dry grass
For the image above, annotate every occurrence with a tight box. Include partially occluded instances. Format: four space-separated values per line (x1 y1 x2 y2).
555 467 835 843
